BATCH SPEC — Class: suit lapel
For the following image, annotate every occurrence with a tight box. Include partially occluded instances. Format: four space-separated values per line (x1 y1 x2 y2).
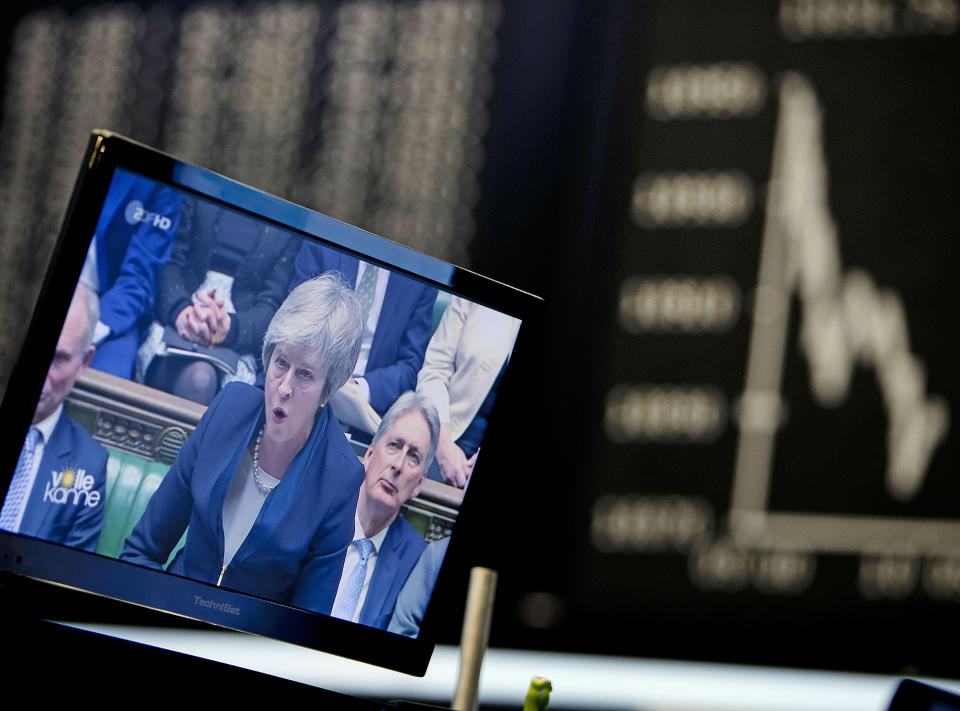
359 520 403 627
207 405 262 561
22 418 73 534
230 404 329 566
367 273 402 370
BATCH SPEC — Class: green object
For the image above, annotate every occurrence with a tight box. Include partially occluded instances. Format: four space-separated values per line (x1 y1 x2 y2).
95 448 187 563
96 450 169 558
523 676 551 711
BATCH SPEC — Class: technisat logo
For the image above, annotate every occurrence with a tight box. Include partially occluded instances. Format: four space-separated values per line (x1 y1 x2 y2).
124 200 174 231
193 595 240 616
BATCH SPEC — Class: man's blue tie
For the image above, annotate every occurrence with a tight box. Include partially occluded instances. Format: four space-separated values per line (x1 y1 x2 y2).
0 427 41 531
332 538 375 621
355 263 379 328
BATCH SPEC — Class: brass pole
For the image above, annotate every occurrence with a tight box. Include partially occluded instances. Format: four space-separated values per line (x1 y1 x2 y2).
451 566 498 711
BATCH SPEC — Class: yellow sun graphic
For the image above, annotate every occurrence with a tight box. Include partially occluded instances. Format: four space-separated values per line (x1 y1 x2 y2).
60 469 76 489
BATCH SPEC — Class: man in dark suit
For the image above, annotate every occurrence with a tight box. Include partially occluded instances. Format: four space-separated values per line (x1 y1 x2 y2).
0 284 108 552
291 243 438 438
330 392 438 629
79 168 182 379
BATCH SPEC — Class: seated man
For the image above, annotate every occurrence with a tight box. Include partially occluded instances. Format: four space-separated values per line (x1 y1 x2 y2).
79 170 182 379
291 243 437 438
0 283 108 552
330 391 438 629
387 535 449 638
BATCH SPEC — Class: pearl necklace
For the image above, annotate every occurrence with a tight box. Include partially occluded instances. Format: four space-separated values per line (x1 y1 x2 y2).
251 427 277 495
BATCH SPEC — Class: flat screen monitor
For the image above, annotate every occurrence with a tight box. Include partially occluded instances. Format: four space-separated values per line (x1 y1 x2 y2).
888 680 960 711
0 130 541 676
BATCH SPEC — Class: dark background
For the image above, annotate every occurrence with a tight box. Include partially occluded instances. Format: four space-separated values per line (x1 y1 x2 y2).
0 0 957 679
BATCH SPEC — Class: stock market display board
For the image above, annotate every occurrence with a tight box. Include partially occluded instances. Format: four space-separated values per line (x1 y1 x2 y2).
553 0 960 675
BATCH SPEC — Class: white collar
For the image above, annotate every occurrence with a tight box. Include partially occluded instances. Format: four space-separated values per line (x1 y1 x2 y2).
33 404 63 444
353 511 390 553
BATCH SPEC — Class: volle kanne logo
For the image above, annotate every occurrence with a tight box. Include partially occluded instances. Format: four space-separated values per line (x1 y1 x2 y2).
43 466 101 507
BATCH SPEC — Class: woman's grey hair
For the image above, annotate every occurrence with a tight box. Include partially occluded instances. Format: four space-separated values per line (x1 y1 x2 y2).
372 391 441 470
261 272 363 405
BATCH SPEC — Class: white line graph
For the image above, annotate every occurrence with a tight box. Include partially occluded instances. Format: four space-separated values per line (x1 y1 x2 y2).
730 72 952 553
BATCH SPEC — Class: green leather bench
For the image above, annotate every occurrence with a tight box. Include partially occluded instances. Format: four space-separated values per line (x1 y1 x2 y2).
96 448 185 565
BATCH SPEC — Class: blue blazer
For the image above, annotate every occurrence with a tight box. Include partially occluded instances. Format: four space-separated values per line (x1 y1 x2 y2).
90 170 182 378
121 382 364 614
358 515 427 630
387 536 449 637
292 244 438 415
18 414 108 553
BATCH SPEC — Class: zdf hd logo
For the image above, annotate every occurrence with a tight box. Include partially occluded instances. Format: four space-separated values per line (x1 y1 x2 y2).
124 200 174 231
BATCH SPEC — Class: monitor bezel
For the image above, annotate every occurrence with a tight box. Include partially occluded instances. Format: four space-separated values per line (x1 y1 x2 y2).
0 130 542 676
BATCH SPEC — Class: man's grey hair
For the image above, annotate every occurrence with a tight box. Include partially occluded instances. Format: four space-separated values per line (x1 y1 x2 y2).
72 282 100 352
371 391 441 471
261 272 362 405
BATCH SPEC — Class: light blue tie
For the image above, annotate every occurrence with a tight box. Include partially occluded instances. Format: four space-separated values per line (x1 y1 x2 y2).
0 427 41 531
332 538 375 621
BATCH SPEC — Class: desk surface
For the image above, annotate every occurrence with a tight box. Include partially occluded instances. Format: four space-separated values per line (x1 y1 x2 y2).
8 617 401 707
48 620 960 711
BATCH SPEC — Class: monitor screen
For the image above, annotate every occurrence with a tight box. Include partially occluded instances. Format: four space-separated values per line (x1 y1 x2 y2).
0 130 540 675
